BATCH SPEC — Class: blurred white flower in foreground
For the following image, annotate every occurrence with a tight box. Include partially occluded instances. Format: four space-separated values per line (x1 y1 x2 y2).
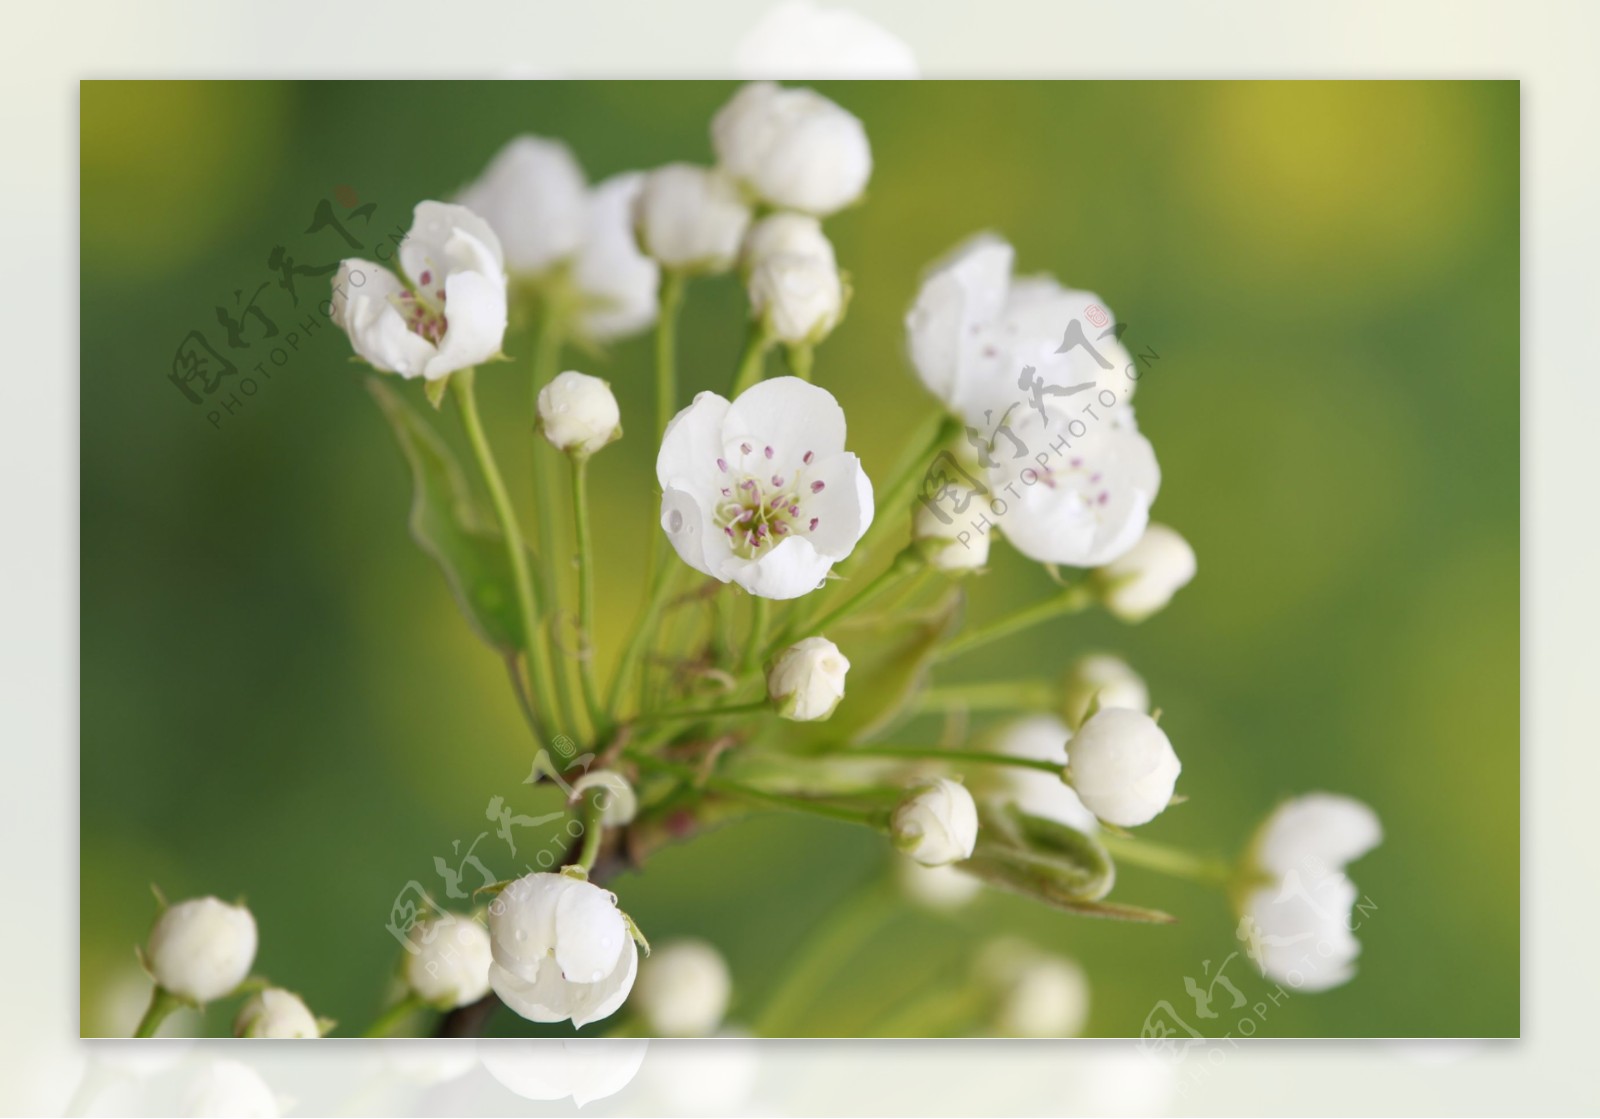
985 714 1098 833
637 1034 761 1115
1095 522 1196 622
456 135 588 277
488 872 640 1028
635 164 752 274
145 896 257 1004
233 988 320 1038
178 1058 280 1118
767 635 850 721
713 82 872 215
405 913 494 1009
571 172 661 342
478 1039 648 1106
743 212 845 344
537 370 623 455
1065 708 1181 828
892 778 979 866
735 1 918 79
658 377 874 599
332 202 508 380
1061 652 1149 730
978 938 1091 1037
633 939 733 1037
1239 793 1382 992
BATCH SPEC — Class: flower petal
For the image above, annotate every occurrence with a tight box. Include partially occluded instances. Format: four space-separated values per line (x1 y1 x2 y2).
724 534 833 599
657 391 732 490
424 267 508 378
399 201 506 287
567 937 639 1029
722 376 846 469
552 883 627 984
332 260 434 377
661 486 719 581
800 452 873 559
906 235 1013 413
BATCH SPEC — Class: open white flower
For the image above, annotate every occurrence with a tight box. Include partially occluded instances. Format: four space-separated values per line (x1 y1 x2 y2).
571 172 660 342
657 377 874 599
712 82 872 216
892 778 979 866
767 635 850 721
744 214 844 345
404 914 494 1010
145 896 257 1004
233 988 320 1038
537 371 622 456
487 872 640 1029
332 201 508 381
632 939 732 1037
985 715 1098 834
456 135 588 277
1095 522 1197 622
1064 708 1181 828
1061 653 1149 730
734 1 919 79
635 164 751 274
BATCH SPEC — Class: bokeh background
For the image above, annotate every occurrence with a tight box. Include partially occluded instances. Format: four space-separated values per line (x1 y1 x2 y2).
80 81 1518 1038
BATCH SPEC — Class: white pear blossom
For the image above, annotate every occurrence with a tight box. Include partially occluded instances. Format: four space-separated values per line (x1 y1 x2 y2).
1239 793 1382 992
571 770 639 827
537 370 622 456
1065 708 1181 828
985 715 1098 833
332 201 508 381
744 214 844 345
571 172 660 342
766 635 850 721
145 896 257 1004
404 914 494 1010
179 1059 280 1118
232 988 320 1038
1095 522 1197 622
712 82 872 216
487 872 639 1028
978 938 1090 1037
734 1 919 79
892 778 979 866
456 135 588 276
897 857 983 911
914 500 989 571
657 377 874 599
635 164 751 274
478 1039 649 1106
632 939 732 1037
1061 653 1149 730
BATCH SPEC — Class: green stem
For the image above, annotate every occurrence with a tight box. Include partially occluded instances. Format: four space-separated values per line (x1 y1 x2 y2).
631 699 770 725
839 412 960 579
915 679 1058 713
843 745 1065 776
569 455 605 734
1099 833 1234 886
741 596 770 675
575 790 605 872
628 753 880 827
656 270 686 437
786 546 922 647
730 319 772 396
786 342 814 382
361 993 428 1038
934 582 1095 663
754 883 894 1036
608 552 677 717
867 981 989 1038
133 985 184 1038
453 370 554 737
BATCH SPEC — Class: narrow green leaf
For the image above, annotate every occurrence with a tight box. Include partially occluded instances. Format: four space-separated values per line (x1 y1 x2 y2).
368 377 529 653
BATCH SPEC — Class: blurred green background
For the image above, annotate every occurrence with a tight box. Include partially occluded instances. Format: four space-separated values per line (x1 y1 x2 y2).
80 81 1518 1038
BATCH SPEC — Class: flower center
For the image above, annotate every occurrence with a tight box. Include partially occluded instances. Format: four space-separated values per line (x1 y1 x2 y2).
392 269 449 345
1030 455 1112 509
713 444 825 559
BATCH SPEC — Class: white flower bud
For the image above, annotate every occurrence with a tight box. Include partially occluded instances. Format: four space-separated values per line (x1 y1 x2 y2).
1095 523 1196 622
892 778 979 866
145 896 257 1004
179 1059 280 1118
748 252 843 345
1060 653 1149 730
978 938 1090 1037
487 872 639 1028
985 715 1098 834
635 164 751 274
914 501 989 572
766 636 850 721
404 914 494 1010
743 211 834 268
897 856 983 910
1065 708 1181 828
233 988 320 1038
456 135 588 277
632 939 732 1037
571 770 639 826
537 370 622 456
712 82 872 216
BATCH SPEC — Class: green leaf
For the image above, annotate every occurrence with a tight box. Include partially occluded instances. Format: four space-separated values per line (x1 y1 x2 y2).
368 377 529 653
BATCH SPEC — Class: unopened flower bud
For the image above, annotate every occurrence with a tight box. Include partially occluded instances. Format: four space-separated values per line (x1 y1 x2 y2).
1065 708 1181 828
1060 653 1149 730
892 778 979 866
1094 523 1196 622
571 770 639 827
914 502 988 572
635 164 751 274
537 370 622 456
767 636 850 721
748 252 843 345
145 897 257 1004
233 988 321 1038
488 872 639 1028
712 82 872 216
404 914 494 1010
978 938 1090 1037
632 939 732 1037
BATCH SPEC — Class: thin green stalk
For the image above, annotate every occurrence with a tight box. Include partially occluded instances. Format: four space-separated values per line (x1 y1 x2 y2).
133 986 183 1038
607 553 677 717
575 789 606 872
628 753 880 827
656 270 686 437
786 342 814 382
915 679 1058 713
1099 832 1234 886
754 883 895 1036
569 455 605 734
934 582 1095 663
631 699 770 726
741 596 770 675
361 993 428 1038
784 547 922 649
730 319 772 396
843 745 1065 776
453 371 553 734
866 981 989 1038
839 411 961 579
